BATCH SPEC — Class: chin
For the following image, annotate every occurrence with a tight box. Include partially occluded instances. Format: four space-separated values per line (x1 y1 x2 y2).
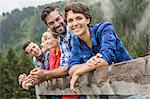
73 32 81 36
60 29 65 33
59 31 64 34
59 31 66 35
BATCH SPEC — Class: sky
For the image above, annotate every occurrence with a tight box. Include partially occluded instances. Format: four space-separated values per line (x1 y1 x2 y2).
0 0 65 15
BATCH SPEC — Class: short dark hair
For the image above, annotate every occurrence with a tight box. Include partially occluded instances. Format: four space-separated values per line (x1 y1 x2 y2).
22 41 31 53
64 2 92 24
41 5 60 26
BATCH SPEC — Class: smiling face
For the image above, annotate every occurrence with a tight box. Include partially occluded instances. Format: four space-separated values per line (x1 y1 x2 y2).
41 33 59 51
41 32 51 43
45 9 66 34
66 10 90 36
25 42 42 57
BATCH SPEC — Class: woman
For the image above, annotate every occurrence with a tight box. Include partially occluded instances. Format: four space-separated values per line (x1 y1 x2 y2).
64 2 132 93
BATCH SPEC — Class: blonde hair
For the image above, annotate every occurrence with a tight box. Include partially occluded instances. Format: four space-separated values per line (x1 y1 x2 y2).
41 31 51 43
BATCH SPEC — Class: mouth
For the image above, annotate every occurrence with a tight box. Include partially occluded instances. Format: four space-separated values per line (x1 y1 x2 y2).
57 27 65 33
73 27 81 32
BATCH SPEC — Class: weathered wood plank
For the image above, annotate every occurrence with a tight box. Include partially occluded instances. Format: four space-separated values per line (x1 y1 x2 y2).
100 80 114 95
111 81 150 95
35 55 150 97
90 84 102 95
145 55 150 76
78 75 94 95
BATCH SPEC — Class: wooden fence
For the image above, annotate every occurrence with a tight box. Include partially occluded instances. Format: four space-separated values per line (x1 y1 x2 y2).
35 55 150 99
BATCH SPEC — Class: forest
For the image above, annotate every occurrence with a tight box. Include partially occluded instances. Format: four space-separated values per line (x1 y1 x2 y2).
0 0 149 98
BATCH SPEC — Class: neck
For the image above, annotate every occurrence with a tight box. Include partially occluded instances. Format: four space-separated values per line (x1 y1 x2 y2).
37 53 43 61
60 27 66 38
50 45 60 55
78 29 92 48
55 46 60 52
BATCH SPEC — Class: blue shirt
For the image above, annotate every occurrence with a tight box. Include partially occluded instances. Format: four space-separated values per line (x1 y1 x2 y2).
33 51 50 70
59 28 74 67
69 22 132 69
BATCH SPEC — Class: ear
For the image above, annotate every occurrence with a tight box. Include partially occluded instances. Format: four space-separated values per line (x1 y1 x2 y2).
87 18 90 25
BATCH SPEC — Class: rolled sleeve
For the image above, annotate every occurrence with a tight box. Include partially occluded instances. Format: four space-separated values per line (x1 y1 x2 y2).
99 25 116 65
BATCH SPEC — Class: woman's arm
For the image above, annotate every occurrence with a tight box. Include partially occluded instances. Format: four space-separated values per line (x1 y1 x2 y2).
70 57 108 93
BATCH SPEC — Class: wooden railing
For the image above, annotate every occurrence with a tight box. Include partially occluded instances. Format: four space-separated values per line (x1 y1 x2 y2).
35 55 150 99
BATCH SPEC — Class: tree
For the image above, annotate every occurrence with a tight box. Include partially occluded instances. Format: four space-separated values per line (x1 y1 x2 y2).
0 48 35 98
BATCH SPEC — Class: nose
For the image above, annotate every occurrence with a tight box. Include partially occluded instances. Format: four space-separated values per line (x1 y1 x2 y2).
32 48 37 53
54 22 60 28
73 20 78 27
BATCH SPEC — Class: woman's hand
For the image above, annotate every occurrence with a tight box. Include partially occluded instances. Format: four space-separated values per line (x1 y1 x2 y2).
86 53 102 66
70 73 80 94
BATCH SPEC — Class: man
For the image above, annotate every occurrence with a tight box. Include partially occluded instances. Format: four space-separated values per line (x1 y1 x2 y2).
23 41 49 70
30 5 73 84
18 41 49 89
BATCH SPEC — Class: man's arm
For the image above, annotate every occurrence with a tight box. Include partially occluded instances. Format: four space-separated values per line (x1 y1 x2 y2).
29 66 68 84
45 66 68 79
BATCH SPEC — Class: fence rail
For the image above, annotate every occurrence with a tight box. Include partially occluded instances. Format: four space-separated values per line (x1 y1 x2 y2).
35 55 150 99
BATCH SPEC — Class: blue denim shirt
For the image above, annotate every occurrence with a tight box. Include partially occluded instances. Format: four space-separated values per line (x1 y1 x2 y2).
69 22 132 69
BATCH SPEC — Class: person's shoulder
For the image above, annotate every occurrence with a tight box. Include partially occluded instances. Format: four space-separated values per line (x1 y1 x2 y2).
91 21 115 34
90 21 112 29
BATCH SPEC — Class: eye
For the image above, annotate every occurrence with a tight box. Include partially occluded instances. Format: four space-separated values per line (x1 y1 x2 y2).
48 21 54 26
76 16 82 21
48 37 51 40
56 17 60 22
67 18 73 23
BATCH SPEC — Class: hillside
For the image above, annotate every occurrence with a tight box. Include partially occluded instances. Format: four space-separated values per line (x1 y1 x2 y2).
0 0 149 98
0 0 149 57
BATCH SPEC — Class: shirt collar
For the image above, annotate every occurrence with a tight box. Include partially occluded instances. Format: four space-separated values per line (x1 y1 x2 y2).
76 25 97 47
89 25 97 47
60 27 72 42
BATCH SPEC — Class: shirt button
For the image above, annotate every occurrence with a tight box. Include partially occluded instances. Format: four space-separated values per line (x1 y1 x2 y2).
83 55 86 58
